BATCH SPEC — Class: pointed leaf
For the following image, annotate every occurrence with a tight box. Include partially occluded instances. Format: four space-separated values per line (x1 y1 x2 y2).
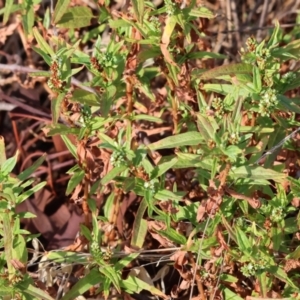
17 181 47 204
15 281 55 300
53 0 71 24
131 199 147 248
57 7 93 29
99 266 121 293
18 154 46 181
60 268 101 300
197 114 215 141
101 165 127 185
51 93 65 124
151 157 178 179
189 6 214 18
121 275 168 299
66 170 84 195
200 63 252 80
1 150 19 175
72 89 100 106
230 165 286 182
160 15 177 66
61 135 78 159
132 0 144 24
148 132 203 150
22 2 34 36
33 27 55 57
235 226 252 256
266 265 298 290
3 0 13 24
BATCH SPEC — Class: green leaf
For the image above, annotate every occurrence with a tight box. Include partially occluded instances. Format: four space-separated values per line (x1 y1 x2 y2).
171 153 212 170
30 70 51 77
0 150 19 175
12 234 27 263
17 181 47 204
18 154 46 181
115 253 140 271
121 275 167 298
222 145 242 161
239 126 274 134
15 280 55 300
278 94 300 114
109 18 131 29
101 84 117 117
18 211 36 219
43 7 51 29
66 170 85 195
197 114 216 142
72 89 100 106
235 226 252 257
267 20 280 47
80 224 92 241
51 93 65 124
60 268 101 300
202 83 249 97
104 191 115 219
151 157 178 179
148 132 203 150
230 165 286 183
271 225 283 252
286 245 300 259
53 0 71 24
0 278 13 296
99 266 121 293
132 0 144 24
219 273 238 283
252 66 262 92
133 114 162 123
154 189 184 202
187 51 226 60
2 213 14 278
22 0 34 36
33 27 55 57
101 165 128 185
222 287 243 300
0 187 16 204
47 251 88 265
257 271 268 297
98 132 117 148
142 158 154 174
266 265 298 290
61 135 78 159
45 124 80 136
159 228 187 244
189 6 214 18
3 0 13 24
131 198 147 248
32 46 52 66
200 63 253 80
57 7 93 29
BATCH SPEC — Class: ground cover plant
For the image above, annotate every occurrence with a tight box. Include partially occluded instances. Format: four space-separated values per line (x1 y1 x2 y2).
2 0 300 299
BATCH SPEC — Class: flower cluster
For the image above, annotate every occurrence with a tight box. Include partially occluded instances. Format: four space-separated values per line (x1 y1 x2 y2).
110 148 127 167
48 57 64 92
258 88 278 117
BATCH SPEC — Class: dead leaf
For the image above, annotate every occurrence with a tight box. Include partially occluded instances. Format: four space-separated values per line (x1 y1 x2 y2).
225 186 261 209
148 220 175 247
196 200 207 222
0 22 19 45
160 15 177 66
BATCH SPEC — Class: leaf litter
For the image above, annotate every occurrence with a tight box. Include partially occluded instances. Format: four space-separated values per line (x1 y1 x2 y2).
2 0 300 300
